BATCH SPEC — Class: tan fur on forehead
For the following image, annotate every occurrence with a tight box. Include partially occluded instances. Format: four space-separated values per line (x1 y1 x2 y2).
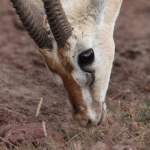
57 44 73 73
38 44 73 75
70 0 91 18
66 0 97 25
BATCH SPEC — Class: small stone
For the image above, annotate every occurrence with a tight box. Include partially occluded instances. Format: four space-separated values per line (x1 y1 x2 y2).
52 102 58 106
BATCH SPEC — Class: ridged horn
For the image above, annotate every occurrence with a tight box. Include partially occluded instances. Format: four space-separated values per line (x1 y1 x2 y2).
10 0 52 49
42 0 72 47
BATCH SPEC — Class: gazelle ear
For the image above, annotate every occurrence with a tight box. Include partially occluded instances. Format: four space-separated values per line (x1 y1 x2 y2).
102 0 123 32
90 0 108 23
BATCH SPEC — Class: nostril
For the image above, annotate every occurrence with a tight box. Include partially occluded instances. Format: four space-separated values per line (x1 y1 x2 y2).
87 119 92 127
97 121 101 126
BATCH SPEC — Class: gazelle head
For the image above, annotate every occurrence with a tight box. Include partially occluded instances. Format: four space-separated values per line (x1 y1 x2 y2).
10 0 123 127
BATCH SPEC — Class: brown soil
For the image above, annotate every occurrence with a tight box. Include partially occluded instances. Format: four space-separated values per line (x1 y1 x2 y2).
0 0 150 148
110 0 150 102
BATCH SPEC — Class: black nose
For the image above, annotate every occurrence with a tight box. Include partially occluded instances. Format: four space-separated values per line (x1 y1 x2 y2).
86 119 97 128
86 119 103 128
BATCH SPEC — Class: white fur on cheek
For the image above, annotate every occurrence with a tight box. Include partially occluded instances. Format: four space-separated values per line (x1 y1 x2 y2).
67 29 113 124
82 87 101 123
103 102 106 111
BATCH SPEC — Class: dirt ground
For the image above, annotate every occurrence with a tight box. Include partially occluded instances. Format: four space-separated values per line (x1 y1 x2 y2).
0 0 150 148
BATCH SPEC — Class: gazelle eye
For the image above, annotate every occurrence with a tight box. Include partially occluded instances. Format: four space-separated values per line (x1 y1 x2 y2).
78 48 94 66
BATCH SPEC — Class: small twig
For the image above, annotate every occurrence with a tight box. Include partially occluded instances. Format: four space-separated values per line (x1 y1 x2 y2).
42 121 47 137
35 97 43 118
68 131 84 143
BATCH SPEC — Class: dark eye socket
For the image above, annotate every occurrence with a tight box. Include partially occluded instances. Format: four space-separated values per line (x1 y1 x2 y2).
78 48 94 66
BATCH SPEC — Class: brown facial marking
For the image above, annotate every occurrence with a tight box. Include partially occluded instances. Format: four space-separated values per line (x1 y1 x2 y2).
38 45 88 119
57 43 73 73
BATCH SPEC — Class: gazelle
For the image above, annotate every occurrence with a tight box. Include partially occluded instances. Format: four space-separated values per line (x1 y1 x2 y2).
10 0 123 127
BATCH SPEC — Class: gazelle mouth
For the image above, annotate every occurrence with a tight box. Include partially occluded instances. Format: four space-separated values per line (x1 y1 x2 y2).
98 108 106 126
85 112 106 128
97 116 103 126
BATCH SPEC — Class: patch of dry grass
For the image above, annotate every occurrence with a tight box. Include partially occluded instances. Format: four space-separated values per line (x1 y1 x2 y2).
0 99 150 150
55 99 150 149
